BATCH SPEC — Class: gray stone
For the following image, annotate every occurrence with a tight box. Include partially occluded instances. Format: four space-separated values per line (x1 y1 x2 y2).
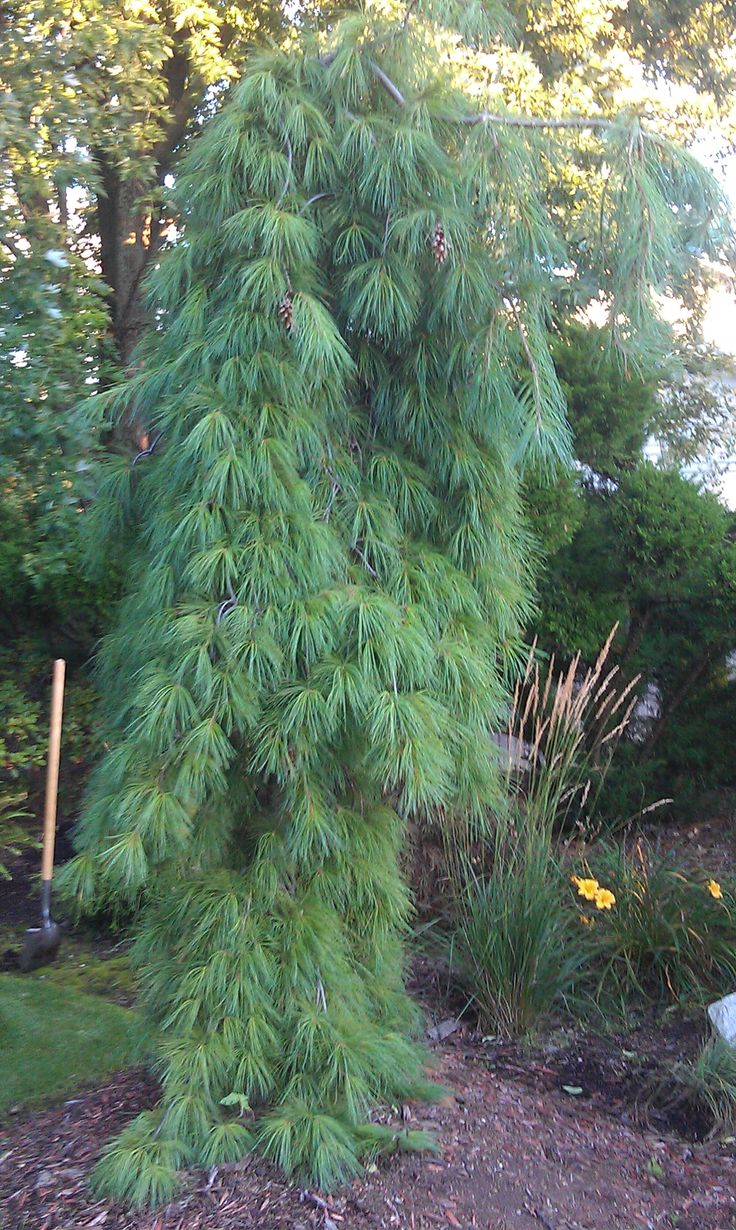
707 992 736 1046
427 1017 461 1042
490 732 545 775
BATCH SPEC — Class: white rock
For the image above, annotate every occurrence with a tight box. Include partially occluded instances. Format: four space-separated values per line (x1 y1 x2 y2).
707 992 736 1046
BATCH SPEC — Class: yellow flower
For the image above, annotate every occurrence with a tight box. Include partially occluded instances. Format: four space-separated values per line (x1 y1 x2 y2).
707 879 723 900
594 887 616 910
579 913 595 927
572 875 599 901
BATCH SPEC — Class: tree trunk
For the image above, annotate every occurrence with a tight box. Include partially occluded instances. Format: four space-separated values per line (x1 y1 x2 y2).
617 605 652 673
638 650 713 760
93 35 193 444
96 160 155 370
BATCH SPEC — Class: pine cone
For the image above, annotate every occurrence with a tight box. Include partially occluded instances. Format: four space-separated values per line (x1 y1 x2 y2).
278 290 293 331
432 220 447 266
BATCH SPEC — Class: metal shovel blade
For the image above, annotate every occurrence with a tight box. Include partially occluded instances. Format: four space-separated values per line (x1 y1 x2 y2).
18 919 62 972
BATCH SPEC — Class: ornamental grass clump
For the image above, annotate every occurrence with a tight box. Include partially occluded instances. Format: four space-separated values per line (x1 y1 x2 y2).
580 840 736 1004
456 817 586 1037
501 628 639 837
658 1037 736 1138
452 635 630 1037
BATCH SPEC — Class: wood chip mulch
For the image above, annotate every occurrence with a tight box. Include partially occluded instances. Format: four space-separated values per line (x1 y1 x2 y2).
2 1036 736 1230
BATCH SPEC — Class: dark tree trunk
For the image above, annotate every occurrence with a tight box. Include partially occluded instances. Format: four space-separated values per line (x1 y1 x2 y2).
93 33 193 442
617 605 652 673
96 161 156 370
638 650 713 761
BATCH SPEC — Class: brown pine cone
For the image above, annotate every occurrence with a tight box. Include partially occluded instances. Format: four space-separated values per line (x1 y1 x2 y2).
432 220 447 266
278 290 293 331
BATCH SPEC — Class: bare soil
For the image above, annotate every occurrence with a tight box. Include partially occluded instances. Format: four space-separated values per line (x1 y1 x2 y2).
2 1024 735 1230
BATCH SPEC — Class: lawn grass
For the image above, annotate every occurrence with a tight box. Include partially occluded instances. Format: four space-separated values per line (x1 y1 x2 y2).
0 973 137 1114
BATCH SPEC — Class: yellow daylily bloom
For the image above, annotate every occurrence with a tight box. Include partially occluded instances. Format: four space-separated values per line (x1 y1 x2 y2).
571 875 599 901
594 887 616 910
707 879 723 900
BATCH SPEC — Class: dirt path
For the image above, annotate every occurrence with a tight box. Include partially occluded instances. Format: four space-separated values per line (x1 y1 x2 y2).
2 1035 735 1230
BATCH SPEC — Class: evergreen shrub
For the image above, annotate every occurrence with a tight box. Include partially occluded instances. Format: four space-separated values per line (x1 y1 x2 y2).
57 6 727 1203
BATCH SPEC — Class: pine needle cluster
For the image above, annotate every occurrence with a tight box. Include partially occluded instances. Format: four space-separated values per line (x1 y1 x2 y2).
60 2 728 1205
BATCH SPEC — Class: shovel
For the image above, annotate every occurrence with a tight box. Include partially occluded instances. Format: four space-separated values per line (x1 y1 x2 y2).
19 658 66 973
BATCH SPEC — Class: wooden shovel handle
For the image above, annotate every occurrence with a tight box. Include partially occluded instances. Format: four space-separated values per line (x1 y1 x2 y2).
41 659 66 883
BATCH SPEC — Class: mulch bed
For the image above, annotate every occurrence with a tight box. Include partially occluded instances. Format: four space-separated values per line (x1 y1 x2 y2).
481 1012 716 1142
4 801 736 1229
2 1030 736 1230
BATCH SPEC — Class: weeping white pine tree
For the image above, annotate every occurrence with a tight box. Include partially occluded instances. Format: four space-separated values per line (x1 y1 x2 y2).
61 3 728 1205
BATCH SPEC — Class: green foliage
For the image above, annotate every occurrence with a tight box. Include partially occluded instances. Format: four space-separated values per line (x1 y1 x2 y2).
653 346 736 487
92 1111 190 1209
656 671 736 802
0 640 99 795
456 829 736 1036
611 466 736 611
455 819 585 1037
551 323 659 476
581 841 736 1004
0 974 136 1114
56 1 730 1199
0 90 114 614
1 0 304 642
1 0 295 204
451 635 631 1036
664 1038 736 1137
450 637 736 1033
0 639 99 882
617 1 736 103
0 676 45 785
0 790 35 880
511 0 736 113
456 831 736 1037
529 319 736 810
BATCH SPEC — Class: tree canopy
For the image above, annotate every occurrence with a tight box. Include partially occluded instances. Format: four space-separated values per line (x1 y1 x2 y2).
527 323 736 812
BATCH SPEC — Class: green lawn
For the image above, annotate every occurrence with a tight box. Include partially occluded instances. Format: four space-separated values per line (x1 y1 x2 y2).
0 974 137 1114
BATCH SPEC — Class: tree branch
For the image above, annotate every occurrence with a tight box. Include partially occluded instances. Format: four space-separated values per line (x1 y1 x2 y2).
367 59 407 107
401 0 420 30
0 234 23 261
504 294 544 432
276 137 293 208
462 113 615 130
298 192 334 215
360 55 630 134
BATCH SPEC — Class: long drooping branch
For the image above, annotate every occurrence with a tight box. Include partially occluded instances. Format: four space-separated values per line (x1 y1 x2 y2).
462 112 616 130
356 54 639 136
